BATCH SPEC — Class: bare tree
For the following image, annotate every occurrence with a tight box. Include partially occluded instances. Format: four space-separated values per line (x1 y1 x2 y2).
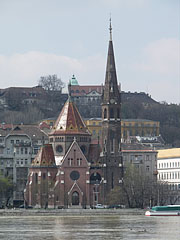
107 164 173 208
38 75 65 93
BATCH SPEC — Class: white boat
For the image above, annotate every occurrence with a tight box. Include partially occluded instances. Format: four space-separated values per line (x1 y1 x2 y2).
145 205 180 216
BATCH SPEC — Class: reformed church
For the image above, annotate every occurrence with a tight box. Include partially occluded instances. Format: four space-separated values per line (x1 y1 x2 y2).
25 21 123 208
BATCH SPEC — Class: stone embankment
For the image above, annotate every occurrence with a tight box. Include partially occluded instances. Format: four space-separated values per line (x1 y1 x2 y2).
0 208 144 216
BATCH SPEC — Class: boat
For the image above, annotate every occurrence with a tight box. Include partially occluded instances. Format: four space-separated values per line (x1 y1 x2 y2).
145 205 180 216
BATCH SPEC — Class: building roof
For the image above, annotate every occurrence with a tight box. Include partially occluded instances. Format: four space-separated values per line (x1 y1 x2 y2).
8 125 48 140
49 97 91 136
32 144 56 167
0 123 13 130
1 86 47 99
157 148 180 159
121 143 157 153
70 85 103 96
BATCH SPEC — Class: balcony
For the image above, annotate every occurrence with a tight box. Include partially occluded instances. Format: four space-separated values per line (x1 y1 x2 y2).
14 142 31 147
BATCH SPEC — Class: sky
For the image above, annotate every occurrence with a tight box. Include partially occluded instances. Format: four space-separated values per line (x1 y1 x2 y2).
0 0 179 104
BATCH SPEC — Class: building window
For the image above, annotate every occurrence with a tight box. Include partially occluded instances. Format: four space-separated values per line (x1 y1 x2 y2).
117 108 120 119
146 166 150 172
7 148 10 154
111 172 114 189
110 108 114 118
104 108 107 119
21 148 23 154
34 148 39 154
70 171 80 181
25 148 28 154
56 145 63 153
110 139 115 153
35 173 38 183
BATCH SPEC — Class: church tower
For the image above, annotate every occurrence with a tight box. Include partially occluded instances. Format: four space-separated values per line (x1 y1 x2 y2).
101 19 123 197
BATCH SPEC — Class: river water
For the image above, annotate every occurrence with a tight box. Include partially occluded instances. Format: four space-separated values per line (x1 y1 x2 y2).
0 210 180 240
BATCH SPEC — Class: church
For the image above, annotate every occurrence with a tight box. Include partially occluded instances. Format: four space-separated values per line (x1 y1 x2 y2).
25 21 123 208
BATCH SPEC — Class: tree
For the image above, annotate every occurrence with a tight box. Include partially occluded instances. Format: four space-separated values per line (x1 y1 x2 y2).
107 164 172 208
0 174 13 208
38 74 65 92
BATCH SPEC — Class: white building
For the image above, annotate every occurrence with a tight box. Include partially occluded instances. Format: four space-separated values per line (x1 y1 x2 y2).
157 148 180 203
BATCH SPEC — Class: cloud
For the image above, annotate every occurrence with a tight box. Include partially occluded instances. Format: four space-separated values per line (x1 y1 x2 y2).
132 38 180 76
101 0 148 7
0 52 105 89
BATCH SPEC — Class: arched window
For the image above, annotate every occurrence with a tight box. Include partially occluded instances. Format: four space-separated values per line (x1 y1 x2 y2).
104 108 107 119
72 191 79 205
90 172 101 184
110 108 114 118
35 173 38 183
111 172 114 189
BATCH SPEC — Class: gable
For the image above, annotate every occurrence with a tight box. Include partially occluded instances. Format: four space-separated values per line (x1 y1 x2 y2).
87 90 101 97
61 140 89 168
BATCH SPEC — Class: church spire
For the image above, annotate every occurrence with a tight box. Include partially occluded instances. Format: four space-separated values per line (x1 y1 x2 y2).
102 19 120 105
109 17 112 41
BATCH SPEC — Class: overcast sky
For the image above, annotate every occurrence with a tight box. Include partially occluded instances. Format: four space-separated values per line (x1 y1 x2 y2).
0 0 179 103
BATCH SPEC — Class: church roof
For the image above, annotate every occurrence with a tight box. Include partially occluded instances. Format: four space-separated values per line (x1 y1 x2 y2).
50 97 91 136
32 144 56 167
102 20 120 104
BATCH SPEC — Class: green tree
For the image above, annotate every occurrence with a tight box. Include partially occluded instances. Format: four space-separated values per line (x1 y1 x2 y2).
0 174 13 207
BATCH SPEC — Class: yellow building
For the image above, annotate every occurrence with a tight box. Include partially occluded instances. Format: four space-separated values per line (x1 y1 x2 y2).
41 117 159 140
84 118 160 140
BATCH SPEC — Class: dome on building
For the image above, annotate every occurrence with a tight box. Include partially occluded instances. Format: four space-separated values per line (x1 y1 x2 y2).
69 75 79 86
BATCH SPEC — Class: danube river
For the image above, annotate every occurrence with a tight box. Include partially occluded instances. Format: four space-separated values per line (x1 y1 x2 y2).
0 209 180 240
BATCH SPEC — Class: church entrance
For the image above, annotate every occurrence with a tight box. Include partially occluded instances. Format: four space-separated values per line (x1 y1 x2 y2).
72 191 79 205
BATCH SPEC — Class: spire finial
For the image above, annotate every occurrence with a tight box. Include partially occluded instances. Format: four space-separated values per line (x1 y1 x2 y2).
109 16 112 41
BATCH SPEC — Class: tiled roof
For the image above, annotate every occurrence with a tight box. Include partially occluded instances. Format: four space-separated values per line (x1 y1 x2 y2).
9 125 48 140
50 97 91 136
70 85 103 96
0 123 13 130
32 144 56 167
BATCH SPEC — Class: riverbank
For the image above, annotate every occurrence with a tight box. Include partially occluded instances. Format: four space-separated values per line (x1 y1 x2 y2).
0 208 144 216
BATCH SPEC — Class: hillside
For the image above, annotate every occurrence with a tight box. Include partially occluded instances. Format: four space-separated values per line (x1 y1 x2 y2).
0 90 179 146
